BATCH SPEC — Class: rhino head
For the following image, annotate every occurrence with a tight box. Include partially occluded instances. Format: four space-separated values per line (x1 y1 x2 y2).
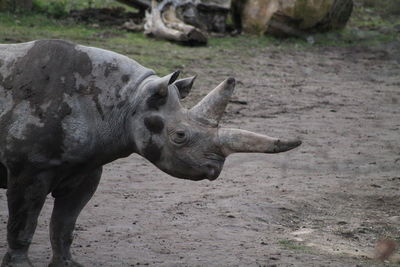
131 71 301 181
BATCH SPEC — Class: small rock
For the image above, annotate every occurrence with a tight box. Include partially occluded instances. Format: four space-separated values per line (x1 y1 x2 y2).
340 231 357 239
388 216 400 223
302 67 313 75
370 184 381 188
357 228 367 234
306 36 315 45
375 239 397 261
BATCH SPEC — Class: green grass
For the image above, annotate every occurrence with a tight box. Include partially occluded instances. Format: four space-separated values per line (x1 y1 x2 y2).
278 239 313 253
34 0 136 12
0 13 101 41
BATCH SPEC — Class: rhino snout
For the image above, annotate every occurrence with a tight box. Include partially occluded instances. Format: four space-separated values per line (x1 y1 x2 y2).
204 163 221 181
203 153 225 181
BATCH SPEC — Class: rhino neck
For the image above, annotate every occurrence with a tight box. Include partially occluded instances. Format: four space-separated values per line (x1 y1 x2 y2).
74 43 156 119
86 74 157 166
69 44 156 164
120 74 160 155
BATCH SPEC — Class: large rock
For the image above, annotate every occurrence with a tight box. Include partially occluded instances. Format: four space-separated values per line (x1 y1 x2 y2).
235 0 353 36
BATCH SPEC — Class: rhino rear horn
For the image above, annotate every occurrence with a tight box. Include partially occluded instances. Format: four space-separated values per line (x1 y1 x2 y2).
173 75 196 99
218 128 301 156
190 78 235 126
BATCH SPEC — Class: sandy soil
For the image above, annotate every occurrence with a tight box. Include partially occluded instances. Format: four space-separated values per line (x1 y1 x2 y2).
1 44 399 266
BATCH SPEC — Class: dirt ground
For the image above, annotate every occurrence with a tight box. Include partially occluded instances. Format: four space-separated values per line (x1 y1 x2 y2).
1 43 399 266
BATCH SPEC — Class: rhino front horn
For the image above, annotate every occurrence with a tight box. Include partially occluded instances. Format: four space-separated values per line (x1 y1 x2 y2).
218 128 301 157
190 78 235 126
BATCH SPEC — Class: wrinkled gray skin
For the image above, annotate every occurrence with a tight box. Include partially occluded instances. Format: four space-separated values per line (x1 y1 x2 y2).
0 40 301 267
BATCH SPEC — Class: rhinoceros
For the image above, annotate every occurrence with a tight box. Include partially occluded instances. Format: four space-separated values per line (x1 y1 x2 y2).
0 39 301 266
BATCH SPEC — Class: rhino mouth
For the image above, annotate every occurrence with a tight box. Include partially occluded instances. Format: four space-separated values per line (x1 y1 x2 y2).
163 152 224 181
204 164 221 181
203 153 225 181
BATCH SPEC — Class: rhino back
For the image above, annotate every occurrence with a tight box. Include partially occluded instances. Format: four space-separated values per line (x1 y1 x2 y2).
0 40 153 169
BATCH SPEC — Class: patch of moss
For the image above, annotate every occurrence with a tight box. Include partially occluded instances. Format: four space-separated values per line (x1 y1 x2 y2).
293 0 334 29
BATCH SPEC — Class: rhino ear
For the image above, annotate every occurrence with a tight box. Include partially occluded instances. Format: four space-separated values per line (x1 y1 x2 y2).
155 70 181 96
147 71 180 110
173 75 197 99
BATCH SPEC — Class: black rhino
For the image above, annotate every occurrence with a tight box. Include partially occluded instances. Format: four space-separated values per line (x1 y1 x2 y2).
0 40 301 266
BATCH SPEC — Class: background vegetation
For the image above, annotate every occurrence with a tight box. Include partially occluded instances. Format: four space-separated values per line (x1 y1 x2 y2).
0 0 399 75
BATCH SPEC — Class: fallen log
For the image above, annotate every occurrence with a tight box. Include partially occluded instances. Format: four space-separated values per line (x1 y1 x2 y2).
117 0 231 33
144 0 207 46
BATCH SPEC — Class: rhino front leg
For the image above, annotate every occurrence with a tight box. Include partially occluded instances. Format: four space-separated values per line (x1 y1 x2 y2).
2 170 52 267
49 168 102 267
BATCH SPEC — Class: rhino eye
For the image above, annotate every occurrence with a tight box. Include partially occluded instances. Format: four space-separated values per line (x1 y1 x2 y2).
171 130 188 145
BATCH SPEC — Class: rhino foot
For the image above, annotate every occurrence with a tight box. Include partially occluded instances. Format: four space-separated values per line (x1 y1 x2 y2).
1 252 33 267
48 259 83 267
